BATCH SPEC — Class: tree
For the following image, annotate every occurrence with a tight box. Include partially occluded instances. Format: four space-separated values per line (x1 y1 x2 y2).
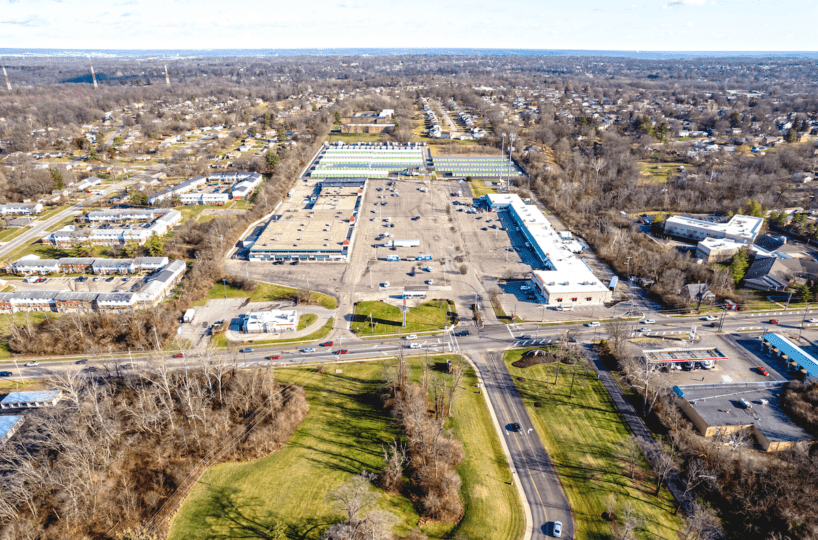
785 128 798 143
327 473 378 527
145 235 163 256
794 283 812 303
265 150 280 172
745 198 765 218
729 248 749 285
334 111 341 124
89 145 97 161
50 169 63 190
277 126 286 142
651 213 665 236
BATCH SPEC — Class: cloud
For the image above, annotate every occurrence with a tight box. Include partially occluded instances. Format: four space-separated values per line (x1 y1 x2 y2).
1 16 46 27
664 0 707 7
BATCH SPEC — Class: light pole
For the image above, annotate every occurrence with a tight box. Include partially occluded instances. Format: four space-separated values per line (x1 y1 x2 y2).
151 326 161 351
222 278 227 298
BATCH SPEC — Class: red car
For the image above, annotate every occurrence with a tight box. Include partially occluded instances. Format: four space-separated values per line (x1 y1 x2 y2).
756 366 769 376
265 355 281 360
321 341 334 347
336 349 349 355
769 319 779 325
172 353 183 358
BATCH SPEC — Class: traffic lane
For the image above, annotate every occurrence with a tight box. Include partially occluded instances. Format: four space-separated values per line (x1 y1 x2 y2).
483 351 575 538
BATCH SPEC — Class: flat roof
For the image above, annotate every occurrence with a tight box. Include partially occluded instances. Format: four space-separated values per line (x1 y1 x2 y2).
1 390 61 404
0 416 23 439
674 382 811 443
643 347 728 363
666 214 763 241
762 333 818 378
251 184 361 255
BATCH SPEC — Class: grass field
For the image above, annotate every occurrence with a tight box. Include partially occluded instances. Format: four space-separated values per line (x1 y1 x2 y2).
167 358 522 540
350 299 452 336
193 281 337 310
504 349 684 540
468 181 499 197
639 161 690 184
0 227 29 243
298 313 317 331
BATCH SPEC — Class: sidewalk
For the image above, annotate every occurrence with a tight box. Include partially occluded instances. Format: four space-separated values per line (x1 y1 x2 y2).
582 344 696 516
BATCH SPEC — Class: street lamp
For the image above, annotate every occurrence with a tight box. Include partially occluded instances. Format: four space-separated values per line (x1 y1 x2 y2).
222 278 227 298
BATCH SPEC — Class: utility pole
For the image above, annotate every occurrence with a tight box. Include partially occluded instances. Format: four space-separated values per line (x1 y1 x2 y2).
717 307 727 333
799 301 810 339
151 326 161 351
88 56 98 90
222 278 227 298
786 289 794 310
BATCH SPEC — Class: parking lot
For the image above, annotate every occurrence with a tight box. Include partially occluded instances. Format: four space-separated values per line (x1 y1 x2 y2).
640 335 794 387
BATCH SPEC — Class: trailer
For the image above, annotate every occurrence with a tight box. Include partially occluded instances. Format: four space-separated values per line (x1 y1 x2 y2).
386 255 400 261
287 188 295 197
417 254 432 261
182 309 195 323
385 240 420 248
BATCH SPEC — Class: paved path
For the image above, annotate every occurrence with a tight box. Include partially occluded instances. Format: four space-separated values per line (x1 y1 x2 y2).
582 344 696 516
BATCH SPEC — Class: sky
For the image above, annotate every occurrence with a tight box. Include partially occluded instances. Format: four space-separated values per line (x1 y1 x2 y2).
1 0 816 52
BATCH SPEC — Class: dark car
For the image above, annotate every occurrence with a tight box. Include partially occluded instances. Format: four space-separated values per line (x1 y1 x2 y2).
510 422 521 432
76 359 88 364
0 371 12 377
321 341 334 347
266 355 281 360
172 353 184 358
239 347 254 353
455 330 470 337
85 366 98 373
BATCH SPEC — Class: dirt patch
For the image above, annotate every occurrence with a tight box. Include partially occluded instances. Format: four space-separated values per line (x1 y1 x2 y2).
472 484 489 499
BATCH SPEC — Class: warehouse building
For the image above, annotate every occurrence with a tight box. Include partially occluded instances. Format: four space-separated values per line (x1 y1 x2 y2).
483 194 611 307
664 214 763 244
0 416 25 446
673 382 812 452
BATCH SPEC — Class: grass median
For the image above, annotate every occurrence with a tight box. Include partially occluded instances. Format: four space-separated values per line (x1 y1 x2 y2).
350 299 453 336
211 318 335 348
167 357 522 540
504 348 683 540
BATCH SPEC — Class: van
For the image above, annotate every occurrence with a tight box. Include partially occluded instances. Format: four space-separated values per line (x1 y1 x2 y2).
408 343 421 349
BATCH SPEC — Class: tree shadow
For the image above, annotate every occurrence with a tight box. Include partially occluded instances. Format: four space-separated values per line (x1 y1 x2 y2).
198 485 332 540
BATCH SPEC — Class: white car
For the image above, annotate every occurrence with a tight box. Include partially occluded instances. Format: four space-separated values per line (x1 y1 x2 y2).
808 318 818 323
382 281 390 287
405 334 418 340
424 266 433 272
426 279 434 285
24 361 39 367
302 347 316 353
586 321 601 327
642 319 655 325
520 285 531 291
703 315 718 321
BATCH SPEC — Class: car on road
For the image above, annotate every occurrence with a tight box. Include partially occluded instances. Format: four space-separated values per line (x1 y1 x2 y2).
404 334 418 340
172 353 184 358
586 321 601 327
321 341 334 347
454 330 470 337
0 371 12 377
703 315 719 321
519 334 531 339
239 347 254 353
638 327 651 333
769 319 779 325
642 319 655 325
808 318 818 323
24 361 39 367
76 359 88 364
85 366 98 373
552 520 562 537
510 422 521 432
336 349 349 354
756 366 769 376
302 347 316 353
265 355 281 360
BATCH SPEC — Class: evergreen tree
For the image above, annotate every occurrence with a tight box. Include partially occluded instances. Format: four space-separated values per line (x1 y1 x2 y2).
729 248 749 285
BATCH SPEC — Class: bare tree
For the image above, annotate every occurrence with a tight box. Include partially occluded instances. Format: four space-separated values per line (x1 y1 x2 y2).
327 472 378 528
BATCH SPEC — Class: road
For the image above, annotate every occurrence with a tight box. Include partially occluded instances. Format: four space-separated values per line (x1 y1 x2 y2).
0 170 159 262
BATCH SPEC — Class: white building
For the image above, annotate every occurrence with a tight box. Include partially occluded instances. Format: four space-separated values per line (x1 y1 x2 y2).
75 176 102 191
483 194 611 307
242 309 298 333
695 237 747 263
664 214 764 244
0 203 43 216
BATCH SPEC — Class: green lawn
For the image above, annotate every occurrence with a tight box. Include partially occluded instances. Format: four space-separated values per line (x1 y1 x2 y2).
298 313 317 331
36 205 69 220
350 299 452 336
504 349 684 540
469 181 499 198
194 281 337 310
639 161 690 184
0 227 28 243
491 298 521 324
168 358 522 540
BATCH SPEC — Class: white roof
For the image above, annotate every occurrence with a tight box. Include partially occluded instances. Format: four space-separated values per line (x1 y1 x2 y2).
666 214 763 242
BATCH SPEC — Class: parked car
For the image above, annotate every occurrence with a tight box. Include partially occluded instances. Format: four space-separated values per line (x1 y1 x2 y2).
382 281 390 287
24 361 39 367
265 355 281 360
520 285 530 291
756 366 769 376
